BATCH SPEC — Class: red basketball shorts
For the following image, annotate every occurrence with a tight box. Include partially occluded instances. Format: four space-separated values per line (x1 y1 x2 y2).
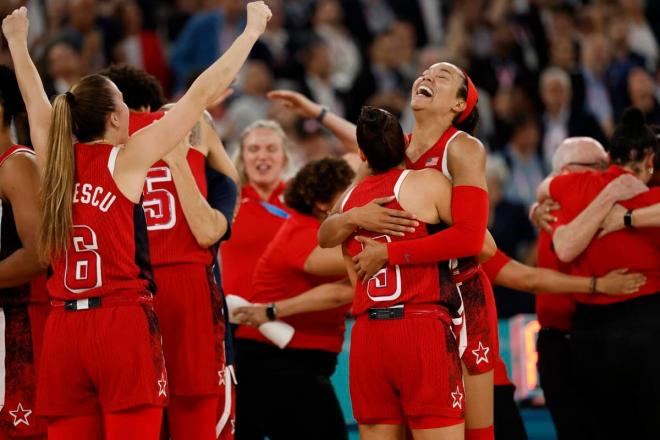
36 301 168 417
0 303 49 438
454 268 499 375
349 316 464 429
153 264 226 397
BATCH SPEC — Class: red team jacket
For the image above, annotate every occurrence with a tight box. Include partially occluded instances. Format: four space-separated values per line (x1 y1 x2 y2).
342 169 445 316
47 143 154 301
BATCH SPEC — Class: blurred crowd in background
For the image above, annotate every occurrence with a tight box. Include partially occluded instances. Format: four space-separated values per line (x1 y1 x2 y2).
2 0 659 318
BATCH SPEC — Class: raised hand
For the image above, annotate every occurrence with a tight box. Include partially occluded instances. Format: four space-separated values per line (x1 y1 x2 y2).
245 1 272 38
2 6 29 46
267 90 321 119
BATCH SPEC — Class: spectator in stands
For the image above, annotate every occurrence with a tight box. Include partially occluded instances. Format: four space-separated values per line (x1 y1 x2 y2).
627 67 660 125
311 0 361 93
620 0 658 70
539 67 607 170
296 35 345 118
226 60 273 143
113 0 169 94
580 33 615 137
170 0 246 91
500 113 546 207
43 36 84 97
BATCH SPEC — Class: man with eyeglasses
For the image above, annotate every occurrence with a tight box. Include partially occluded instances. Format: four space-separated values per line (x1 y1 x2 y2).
528 137 646 440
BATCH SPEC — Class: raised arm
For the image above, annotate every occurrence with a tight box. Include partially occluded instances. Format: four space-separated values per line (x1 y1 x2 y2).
202 112 239 183
163 142 229 248
2 8 52 168
552 174 647 263
0 153 45 286
267 90 359 153
116 2 271 200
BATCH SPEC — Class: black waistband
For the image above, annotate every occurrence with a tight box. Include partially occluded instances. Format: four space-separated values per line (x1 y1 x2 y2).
368 306 404 320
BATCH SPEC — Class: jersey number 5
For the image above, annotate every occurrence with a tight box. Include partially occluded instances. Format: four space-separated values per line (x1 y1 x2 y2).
65 225 102 293
365 235 402 301
143 167 176 230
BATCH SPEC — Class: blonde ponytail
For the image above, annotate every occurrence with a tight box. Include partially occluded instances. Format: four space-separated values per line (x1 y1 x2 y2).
39 94 75 263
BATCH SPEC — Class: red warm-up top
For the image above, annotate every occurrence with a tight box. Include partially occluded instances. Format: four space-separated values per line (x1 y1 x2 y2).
220 183 289 300
240 211 349 353
550 166 660 305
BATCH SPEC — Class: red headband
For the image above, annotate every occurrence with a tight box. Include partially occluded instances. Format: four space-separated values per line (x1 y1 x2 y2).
457 71 478 124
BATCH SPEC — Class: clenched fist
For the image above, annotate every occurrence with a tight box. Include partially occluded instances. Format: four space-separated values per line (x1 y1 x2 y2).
2 7 29 46
245 1 272 37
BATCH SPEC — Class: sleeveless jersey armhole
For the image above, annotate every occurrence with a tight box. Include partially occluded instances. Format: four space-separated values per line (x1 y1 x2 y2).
107 146 121 177
339 185 357 213
393 170 411 204
442 130 462 181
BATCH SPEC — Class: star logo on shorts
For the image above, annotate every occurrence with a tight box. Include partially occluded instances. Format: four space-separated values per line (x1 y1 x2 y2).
451 386 463 409
157 372 168 397
9 403 31 427
218 370 225 386
471 341 490 365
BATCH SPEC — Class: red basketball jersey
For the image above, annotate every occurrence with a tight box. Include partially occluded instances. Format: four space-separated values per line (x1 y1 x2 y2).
47 143 153 301
129 112 212 267
342 169 442 317
0 146 43 306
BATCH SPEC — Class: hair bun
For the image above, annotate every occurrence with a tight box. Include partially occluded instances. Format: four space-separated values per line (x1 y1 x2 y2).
621 107 646 129
359 106 386 128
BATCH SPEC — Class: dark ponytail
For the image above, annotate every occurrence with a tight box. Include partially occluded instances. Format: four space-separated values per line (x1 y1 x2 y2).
610 107 657 165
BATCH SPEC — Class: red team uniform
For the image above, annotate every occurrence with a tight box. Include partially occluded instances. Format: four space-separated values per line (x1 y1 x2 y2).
37 143 167 416
343 169 464 429
0 146 48 438
129 112 231 437
403 128 499 375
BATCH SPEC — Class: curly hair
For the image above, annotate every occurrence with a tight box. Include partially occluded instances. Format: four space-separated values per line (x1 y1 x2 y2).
284 157 355 216
0 65 24 128
100 64 165 111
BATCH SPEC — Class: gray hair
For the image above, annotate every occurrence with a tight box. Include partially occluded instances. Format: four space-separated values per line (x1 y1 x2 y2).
540 67 572 93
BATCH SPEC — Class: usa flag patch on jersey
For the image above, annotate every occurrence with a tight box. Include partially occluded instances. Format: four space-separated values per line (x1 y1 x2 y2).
425 157 439 167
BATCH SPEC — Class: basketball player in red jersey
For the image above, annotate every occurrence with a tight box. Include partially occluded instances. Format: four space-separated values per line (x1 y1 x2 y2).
339 106 495 440
291 63 494 439
3 3 271 439
100 65 238 440
0 65 48 439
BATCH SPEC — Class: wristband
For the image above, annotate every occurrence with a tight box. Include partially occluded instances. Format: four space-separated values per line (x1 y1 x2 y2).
316 106 329 124
624 209 634 228
266 303 277 321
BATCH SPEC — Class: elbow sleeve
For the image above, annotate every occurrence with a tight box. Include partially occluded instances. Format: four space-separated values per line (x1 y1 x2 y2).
388 186 488 265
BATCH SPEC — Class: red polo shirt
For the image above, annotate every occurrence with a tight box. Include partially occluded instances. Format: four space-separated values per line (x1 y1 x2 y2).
550 166 660 305
239 211 349 353
220 182 288 301
535 231 576 331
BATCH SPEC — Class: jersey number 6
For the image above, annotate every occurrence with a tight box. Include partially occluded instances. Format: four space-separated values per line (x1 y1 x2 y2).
143 167 177 231
65 225 102 293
